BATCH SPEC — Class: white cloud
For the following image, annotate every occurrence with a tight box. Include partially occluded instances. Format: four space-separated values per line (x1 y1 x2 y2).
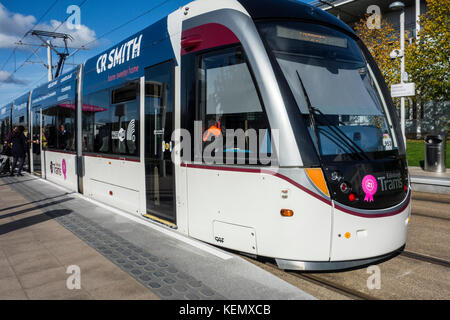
0 3 98 50
0 3 36 48
0 70 26 85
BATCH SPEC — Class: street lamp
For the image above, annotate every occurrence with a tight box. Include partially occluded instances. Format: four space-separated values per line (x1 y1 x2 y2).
389 1 406 144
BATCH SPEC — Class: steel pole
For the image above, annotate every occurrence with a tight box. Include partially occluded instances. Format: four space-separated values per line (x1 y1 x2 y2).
416 0 421 38
47 40 52 81
400 9 406 144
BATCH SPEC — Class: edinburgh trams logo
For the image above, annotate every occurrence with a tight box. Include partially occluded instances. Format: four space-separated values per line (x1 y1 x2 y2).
49 159 67 180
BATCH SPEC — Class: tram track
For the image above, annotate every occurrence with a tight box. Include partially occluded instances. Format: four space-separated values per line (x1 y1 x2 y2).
247 251 450 300
288 273 377 300
411 212 449 222
401 251 450 268
239 253 380 300
242 246 450 300
279 269 377 300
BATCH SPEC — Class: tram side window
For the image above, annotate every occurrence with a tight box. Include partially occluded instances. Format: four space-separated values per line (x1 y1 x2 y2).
0 116 10 153
82 81 139 157
42 102 76 151
198 46 272 165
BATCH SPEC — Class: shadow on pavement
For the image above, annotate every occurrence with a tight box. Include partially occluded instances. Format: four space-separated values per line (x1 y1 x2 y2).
0 198 74 220
0 209 73 236
0 193 72 213
0 178 38 187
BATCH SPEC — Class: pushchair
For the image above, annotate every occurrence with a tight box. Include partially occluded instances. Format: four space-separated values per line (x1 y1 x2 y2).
0 147 11 175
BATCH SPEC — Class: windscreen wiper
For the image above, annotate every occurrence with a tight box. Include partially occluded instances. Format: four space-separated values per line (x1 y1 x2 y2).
310 106 370 161
295 70 322 156
296 71 370 161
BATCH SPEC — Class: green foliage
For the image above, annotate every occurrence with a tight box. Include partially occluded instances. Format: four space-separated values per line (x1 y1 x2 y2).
405 0 450 103
354 17 401 90
355 0 449 133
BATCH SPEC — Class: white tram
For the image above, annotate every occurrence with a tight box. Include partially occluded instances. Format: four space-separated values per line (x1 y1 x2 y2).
1 0 411 270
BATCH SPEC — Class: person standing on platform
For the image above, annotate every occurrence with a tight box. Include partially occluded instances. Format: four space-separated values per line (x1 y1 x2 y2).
8 126 27 176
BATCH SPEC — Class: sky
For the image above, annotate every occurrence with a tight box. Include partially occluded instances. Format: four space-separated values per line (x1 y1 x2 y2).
0 0 313 106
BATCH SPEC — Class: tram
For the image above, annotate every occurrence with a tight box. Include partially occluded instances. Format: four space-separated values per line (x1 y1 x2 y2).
1 0 410 270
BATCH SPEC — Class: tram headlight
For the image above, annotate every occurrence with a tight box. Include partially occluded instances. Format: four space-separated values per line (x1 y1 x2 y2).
339 182 351 193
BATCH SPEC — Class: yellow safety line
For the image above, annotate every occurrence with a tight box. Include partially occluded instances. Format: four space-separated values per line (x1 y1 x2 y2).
143 213 177 228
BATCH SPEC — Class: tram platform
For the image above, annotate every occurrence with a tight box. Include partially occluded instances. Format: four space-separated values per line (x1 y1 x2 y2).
0 174 314 300
409 166 450 195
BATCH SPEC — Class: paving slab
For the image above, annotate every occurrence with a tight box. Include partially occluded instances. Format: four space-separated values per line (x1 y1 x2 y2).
0 174 315 300
0 178 161 300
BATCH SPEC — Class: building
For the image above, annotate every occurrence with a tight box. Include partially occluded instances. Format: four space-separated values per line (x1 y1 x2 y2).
312 0 449 138
311 0 426 37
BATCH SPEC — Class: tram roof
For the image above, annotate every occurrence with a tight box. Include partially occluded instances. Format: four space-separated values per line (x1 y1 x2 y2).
0 103 12 120
22 0 355 101
30 67 78 109
12 92 30 115
237 0 354 34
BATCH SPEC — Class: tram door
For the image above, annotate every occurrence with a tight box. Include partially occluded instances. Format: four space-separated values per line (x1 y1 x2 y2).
144 61 176 223
31 108 42 176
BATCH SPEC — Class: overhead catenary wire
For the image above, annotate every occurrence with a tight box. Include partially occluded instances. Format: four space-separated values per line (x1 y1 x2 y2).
2 0 171 97
0 0 88 92
79 0 170 50
0 0 60 72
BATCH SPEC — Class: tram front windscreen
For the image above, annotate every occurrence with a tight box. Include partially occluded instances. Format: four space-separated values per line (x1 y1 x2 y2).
258 21 401 163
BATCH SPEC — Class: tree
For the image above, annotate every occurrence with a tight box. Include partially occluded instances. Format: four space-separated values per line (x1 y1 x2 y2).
355 0 449 135
405 0 450 103
354 17 403 91
405 0 449 134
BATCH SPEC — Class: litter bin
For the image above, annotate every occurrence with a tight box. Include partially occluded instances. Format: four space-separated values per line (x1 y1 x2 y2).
424 134 447 173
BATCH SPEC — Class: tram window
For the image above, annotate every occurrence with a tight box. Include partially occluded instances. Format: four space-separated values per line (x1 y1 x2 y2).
198 46 272 165
258 21 400 157
42 102 76 151
0 116 10 153
145 83 162 98
83 81 140 157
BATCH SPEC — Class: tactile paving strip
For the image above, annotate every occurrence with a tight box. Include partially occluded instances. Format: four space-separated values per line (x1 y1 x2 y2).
7 176 224 300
